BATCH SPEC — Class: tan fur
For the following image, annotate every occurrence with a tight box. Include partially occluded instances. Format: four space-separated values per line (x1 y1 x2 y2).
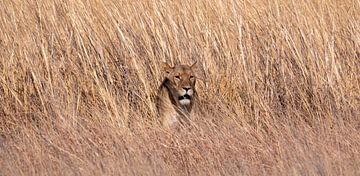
156 62 197 128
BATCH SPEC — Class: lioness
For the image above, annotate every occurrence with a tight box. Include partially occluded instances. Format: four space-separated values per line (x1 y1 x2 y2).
156 61 198 128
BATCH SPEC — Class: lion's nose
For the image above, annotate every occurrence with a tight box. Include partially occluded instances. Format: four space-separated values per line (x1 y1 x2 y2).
183 87 191 92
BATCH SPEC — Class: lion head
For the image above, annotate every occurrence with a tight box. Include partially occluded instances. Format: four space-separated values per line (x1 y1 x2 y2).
162 61 197 106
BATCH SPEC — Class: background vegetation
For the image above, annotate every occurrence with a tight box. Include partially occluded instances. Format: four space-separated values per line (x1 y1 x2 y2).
0 0 359 175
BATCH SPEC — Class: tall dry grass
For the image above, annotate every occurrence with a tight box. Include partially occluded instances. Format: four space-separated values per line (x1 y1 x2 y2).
0 0 359 175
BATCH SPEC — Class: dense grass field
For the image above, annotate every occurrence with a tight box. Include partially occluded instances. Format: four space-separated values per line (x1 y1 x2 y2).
0 0 359 175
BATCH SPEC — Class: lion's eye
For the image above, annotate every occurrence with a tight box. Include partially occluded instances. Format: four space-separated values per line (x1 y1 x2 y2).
190 76 194 79
175 76 181 79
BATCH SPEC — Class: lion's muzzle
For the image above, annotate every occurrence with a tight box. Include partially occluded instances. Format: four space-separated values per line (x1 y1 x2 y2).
178 88 193 105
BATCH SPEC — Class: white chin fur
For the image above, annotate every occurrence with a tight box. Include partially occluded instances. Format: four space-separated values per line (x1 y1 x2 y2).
179 99 191 105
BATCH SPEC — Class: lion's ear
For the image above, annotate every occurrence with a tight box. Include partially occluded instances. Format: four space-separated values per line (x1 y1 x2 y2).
161 62 173 74
190 61 197 70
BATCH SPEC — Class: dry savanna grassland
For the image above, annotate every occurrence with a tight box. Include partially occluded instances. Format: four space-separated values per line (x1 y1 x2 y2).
0 0 359 175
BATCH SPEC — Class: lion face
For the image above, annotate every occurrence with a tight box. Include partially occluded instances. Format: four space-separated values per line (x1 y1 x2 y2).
162 62 197 105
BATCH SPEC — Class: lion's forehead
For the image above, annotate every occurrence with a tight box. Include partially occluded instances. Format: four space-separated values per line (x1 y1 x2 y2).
173 65 193 75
